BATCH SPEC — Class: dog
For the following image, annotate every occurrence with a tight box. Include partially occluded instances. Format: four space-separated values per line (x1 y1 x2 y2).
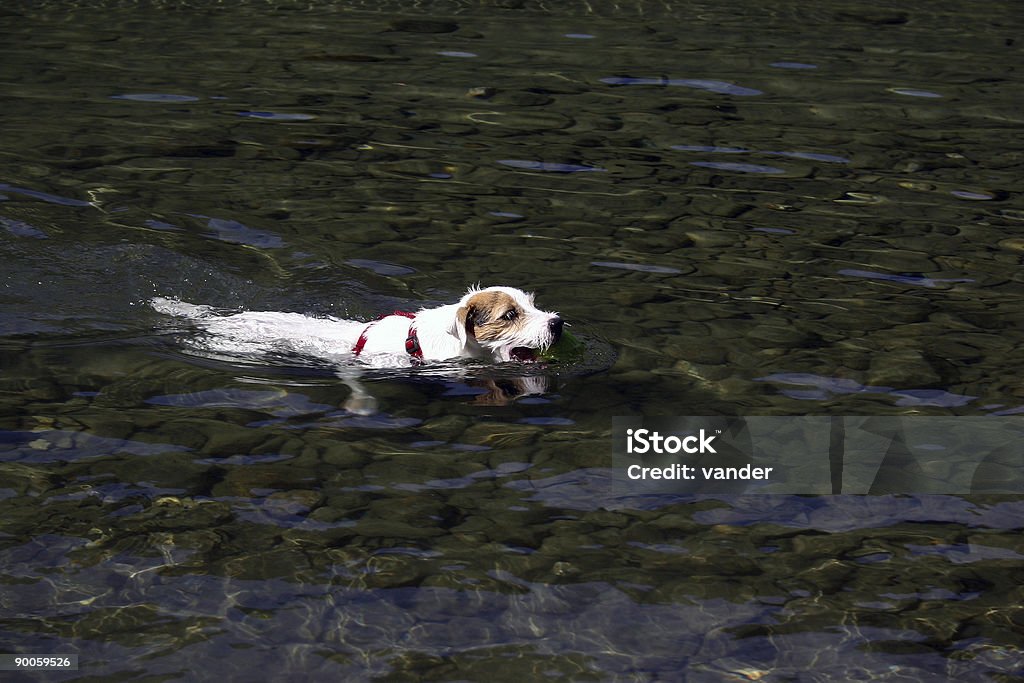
151 286 564 412
347 285 563 363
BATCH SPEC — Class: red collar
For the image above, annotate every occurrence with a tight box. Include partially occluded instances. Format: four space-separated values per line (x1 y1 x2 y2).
352 311 422 360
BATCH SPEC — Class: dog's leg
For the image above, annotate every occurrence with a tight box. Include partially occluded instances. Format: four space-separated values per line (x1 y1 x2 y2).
336 367 378 416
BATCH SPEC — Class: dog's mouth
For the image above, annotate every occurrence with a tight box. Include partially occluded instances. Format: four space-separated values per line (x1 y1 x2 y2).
509 346 539 362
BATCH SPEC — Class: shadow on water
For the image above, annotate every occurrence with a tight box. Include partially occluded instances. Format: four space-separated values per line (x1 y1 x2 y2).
2 0 1024 680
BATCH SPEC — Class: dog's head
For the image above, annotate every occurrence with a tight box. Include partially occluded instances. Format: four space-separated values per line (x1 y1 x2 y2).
452 286 563 362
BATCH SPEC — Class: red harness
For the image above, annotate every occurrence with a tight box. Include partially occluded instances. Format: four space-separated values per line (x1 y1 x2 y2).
351 311 423 360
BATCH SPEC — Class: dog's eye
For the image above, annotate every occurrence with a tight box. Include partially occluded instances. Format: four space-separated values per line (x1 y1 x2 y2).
501 309 518 321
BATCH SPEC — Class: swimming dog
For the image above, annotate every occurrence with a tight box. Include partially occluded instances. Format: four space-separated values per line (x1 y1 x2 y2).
151 286 563 412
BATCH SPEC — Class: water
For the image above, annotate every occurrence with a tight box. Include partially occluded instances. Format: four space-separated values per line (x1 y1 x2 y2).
2 1 1024 680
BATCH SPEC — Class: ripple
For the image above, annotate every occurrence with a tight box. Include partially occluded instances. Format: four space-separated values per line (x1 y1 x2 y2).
909 542 1024 563
452 443 491 452
890 389 976 408
997 209 1024 221
990 405 1024 416
756 373 977 408
689 161 786 174
757 373 892 395
0 429 188 463
671 145 749 153
838 269 974 288
147 388 330 415
143 219 181 231
410 440 447 448
110 93 200 102
237 111 316 121
319 414 422 429
601 76 763 96
770 61 818 69
0 183 92 207
1 215 47 239
202 216 285 248
889 87 943 98
371 546 444 558
346 258 416 276
752 227 796 235
950 190 996 200
497 159 606 173
564 33 595 39
673 145 848 165
591 261 682 274
518 417 574 425
767 150 851 164
437 51 477 58
779 388 830 400
196 453 293 465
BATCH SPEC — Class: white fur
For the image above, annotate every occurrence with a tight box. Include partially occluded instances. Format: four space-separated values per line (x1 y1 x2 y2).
150 286 561 367
456 285 562 362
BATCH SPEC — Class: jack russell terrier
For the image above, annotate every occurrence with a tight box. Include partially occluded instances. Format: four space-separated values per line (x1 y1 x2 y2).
152 286 564 412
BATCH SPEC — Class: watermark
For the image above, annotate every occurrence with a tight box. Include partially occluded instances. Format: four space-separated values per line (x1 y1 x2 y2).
613 416 1024 495
0 654 78 671
626 428 718 454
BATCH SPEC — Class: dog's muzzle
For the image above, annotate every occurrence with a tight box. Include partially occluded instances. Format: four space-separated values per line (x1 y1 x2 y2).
508 316 563 362
548 317 564 341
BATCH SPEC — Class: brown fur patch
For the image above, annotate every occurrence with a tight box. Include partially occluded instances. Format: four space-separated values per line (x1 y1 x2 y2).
461 291 525 342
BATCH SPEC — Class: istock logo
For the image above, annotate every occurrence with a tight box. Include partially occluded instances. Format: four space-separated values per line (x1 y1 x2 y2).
626 428 719 454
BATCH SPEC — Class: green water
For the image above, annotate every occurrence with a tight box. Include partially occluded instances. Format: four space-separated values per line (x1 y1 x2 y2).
2 1 1024 680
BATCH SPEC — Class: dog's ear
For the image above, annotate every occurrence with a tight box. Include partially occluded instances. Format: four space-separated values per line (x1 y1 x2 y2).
453 304 474 345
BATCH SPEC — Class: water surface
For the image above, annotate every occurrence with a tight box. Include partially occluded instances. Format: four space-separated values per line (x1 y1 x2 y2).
2 1 1024 680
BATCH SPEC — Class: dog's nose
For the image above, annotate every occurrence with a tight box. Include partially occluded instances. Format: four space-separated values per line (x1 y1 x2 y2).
548 316 564 340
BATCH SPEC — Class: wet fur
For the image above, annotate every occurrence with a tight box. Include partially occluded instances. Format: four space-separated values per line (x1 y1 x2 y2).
151 285 563 414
